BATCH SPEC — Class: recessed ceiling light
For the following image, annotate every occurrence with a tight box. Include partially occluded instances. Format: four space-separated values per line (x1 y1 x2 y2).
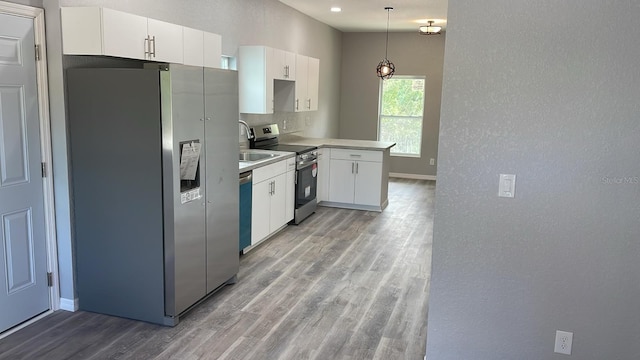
330 7 342 13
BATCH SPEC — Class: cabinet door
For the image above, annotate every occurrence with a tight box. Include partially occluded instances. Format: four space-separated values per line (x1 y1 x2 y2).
285 51 297 80
328 159 355 204
270 173 288 231
354 161 382 206
183 27 204 67
295 54 308 112
251 180 271 244
203 32 222 69
102 8 148 60
239 46 273 114
273 48 296 80
307 57 319 111
147 18 184 63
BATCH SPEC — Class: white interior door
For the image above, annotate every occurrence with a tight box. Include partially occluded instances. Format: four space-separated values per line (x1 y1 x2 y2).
0 12 49 333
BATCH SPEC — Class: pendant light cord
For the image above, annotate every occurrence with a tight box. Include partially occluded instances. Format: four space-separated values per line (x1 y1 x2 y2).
384 7 391 60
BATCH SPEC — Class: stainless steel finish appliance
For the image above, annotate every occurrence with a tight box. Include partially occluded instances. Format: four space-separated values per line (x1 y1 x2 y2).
67 64 239 326
252 124 318 224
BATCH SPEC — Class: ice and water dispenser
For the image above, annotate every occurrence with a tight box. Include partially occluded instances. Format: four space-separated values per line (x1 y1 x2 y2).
179 140 202 204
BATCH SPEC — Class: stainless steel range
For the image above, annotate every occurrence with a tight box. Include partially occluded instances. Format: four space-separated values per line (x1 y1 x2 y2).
251 124 318 224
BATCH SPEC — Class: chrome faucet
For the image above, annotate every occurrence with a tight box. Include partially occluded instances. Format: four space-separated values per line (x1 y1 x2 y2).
238 120 254 140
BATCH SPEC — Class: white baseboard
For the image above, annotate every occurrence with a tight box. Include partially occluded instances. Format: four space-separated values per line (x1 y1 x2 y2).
59 297 79 312
389 172 436 181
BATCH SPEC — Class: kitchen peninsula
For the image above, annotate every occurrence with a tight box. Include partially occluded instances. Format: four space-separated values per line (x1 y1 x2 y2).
280 134 395 212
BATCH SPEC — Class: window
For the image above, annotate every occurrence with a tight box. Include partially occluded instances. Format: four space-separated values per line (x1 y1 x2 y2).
378 76 425 157
221 56 237 70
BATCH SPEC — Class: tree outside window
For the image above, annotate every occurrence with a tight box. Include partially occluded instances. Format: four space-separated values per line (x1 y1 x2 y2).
378 76 425 157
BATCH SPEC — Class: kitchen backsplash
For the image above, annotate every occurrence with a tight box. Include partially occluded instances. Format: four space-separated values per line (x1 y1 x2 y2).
239 112 316 146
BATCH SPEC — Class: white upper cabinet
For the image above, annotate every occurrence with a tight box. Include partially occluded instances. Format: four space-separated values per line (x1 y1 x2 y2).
183 27 222 68
183 27 204 66
239 46 318 114
61 7 222 68
307 57 320 111
238 46 274 114
294 54 308 112
101 8 148 60
203 32 222 69
61 8 182 63
272 48 296 81
294 54 320 112
147 18 183 64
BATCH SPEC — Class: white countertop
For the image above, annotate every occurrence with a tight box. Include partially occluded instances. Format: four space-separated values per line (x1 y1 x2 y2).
279 134 396 150
238 136 395 174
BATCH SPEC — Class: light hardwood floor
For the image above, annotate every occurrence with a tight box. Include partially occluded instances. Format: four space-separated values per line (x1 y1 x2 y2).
0 178 435 360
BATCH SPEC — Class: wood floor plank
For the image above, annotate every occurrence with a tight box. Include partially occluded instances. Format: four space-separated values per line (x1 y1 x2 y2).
0 179 435 360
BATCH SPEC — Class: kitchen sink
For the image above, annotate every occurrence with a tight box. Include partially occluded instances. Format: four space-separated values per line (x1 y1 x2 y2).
239 152 277 162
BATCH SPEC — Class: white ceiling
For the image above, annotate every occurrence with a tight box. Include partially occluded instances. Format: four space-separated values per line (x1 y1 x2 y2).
279 0 448 32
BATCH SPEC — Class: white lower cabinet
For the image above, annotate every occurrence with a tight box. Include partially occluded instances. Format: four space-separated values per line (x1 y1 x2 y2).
251 159 292 246
327 148 386 209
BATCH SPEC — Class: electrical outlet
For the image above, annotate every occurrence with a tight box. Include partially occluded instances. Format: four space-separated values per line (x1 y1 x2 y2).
554 330 573 355
430 158 435 166
283 120 287 129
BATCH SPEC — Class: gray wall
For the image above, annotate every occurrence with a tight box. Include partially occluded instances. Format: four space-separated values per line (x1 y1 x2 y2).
38 0 342 302
339 32 445 177
426 1 640 359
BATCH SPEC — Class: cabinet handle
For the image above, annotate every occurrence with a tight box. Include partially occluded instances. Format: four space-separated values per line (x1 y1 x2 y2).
356 162 359 174
144 36 150 58
307 99 311 109
295 99 299 110
150 35 156 57
351 162 354 174
273 181 276 195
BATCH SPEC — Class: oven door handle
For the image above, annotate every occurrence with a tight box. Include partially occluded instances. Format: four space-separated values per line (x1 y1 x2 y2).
297 158 318 170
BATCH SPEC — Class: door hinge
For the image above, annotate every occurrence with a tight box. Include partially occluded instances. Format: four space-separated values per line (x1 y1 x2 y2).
47 272 53 287
41 162 46 177
35 44 41 61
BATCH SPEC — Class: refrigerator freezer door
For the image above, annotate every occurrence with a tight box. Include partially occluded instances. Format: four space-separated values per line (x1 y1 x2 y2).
67 68 166 324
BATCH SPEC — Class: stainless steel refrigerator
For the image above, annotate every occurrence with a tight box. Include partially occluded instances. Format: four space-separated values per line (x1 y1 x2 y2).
67 64 239 326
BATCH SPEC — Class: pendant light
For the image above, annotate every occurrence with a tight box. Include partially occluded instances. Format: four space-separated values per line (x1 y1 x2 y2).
376 7 395 80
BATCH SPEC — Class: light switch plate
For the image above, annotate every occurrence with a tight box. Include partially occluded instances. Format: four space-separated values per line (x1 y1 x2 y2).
498 174 516 198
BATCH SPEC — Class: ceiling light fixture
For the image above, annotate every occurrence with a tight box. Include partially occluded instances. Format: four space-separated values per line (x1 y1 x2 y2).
376 7 395 80
419 20 442 35
330 7 341 13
